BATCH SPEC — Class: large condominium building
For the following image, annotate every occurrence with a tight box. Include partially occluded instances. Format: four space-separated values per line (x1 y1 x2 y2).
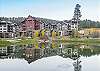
0 15 79 38
19 15 72 37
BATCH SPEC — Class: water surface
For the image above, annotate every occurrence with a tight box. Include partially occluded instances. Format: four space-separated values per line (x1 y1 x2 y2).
0 43 100 71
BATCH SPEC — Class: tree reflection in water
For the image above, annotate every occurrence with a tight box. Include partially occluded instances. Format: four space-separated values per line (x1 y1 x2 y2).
0 43 100 71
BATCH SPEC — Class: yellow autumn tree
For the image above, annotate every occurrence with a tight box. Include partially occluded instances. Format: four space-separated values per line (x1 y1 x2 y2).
41 43 45 48
52 31 56 38
35 30 39 37
35 43 39 48
51 43 55 48
41 30 45 37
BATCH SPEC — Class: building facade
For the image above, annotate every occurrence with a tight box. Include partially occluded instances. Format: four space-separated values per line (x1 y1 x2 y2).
0 21 15 38
19 15 41 38
0 15 78 38
78 28 100 38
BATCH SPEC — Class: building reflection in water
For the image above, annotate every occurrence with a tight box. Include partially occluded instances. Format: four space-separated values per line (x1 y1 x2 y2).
23 44 43 64
0 45 16 59
0 43 100 70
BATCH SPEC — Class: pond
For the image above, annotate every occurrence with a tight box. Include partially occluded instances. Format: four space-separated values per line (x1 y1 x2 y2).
0 42 100 71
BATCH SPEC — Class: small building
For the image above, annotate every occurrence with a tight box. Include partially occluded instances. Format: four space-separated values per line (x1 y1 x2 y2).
0 21 15 38
78 28 100 38
62 23 70 36
60 21 72 36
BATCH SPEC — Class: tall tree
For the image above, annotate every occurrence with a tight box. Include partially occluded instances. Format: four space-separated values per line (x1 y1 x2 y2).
73 4 82 30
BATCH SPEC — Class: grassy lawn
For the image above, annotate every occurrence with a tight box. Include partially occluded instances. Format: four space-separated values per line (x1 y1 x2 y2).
16 37 39 45
0 37 100 46
53 37 100 44
66 38 100 43
0 37 40 46
0 39 12 47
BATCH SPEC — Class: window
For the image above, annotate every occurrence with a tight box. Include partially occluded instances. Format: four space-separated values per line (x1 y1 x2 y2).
3 31 6 32
3 28 7 30
0 28 2 30
3 25 6 27
3 49 6 50
28 20 32 21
